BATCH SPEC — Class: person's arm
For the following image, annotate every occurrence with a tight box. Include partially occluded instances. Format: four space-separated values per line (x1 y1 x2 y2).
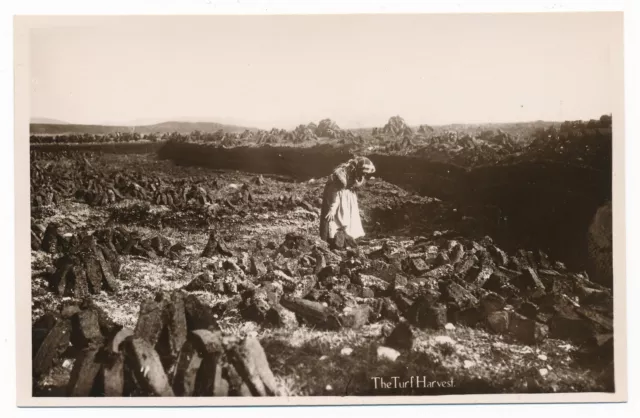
353 175 366 189
325 190 339 223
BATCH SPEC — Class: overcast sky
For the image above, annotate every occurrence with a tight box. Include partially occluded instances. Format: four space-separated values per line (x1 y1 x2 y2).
29 13 621 129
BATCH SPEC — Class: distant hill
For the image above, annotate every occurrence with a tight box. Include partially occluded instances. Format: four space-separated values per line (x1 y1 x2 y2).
30 117 69 125
30 120 257 135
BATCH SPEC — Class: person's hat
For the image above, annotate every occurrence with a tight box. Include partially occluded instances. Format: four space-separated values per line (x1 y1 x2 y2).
354 156 376 174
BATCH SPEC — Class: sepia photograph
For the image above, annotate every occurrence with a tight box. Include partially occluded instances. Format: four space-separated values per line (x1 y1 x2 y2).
14 10 626 406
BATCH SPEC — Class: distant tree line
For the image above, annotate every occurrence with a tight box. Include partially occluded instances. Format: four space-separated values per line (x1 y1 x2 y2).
30 132 161 144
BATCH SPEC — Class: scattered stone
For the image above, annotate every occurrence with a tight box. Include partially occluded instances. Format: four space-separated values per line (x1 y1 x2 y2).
41 223 64 254
377 346 401 362
422 250 440 266
334 230 354 250
70 309 104 349
441 282 478 309
518 249 538 271
392 291 416 316
292 274 317 298
509 312 549 345
576 306 613 332
392 274 408 288
340 305 371 329
201 231 234 258
480 236 494 247
265 305 298 329
590 333 613 358
425 264 454 279
313 253 327 275
183 271 223 293
225 335 282 396
380 298 401 322
172 336 206 396
66 347 102 396
553 261 567 271
549 305 595 343
317 291 345 311
482 270 510 293
449 306 484 327
124 337 175 396
347 284 374 299
508 256 526 271
576 285 611 305
340 347 353 356
355 274 390 294
409 297 448 330
280 296 342 330
410 258 430 275
472 265 495 287
479 292 506 315
434 335 456 345
168 243 188 259
513 268 546 298
435 252 451 266
134 294 169 346
33 316 72 378
183 294 219 331
537 250 552 269
488 245 509 266
384 322 413 351
361 259 398 283
487 311 510 334
518 301 539 319
317 264 340 281
454 254 479 278
448 244 465 264
223 260 244 275
270 270 297 291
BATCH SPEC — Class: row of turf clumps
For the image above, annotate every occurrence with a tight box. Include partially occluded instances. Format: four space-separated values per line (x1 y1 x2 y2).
33 290 282 397
31 152 320 229
32 220 187 296
31 152 228 210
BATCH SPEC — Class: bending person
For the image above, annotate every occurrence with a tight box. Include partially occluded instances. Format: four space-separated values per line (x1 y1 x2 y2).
320 156 376 247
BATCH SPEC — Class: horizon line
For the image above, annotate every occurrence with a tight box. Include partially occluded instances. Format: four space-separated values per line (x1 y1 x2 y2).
29 113 613 131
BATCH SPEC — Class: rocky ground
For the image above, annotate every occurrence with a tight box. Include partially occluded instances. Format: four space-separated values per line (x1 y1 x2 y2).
30 152 614 397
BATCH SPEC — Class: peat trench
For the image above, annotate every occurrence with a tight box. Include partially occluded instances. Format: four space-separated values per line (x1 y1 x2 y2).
157 143 612 282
